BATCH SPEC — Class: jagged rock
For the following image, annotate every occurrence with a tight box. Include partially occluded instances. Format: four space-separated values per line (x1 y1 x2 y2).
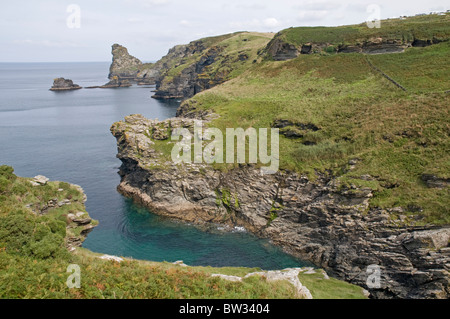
108 44 142 80
212 268 313 299
80 224 95 236
99 254 124 263
265 37 300 61
421 174 449 188
173 260 188 267
30 175 49 186
272 119 320 139
50 78 82 91
73 218 92 225
57 199 71 207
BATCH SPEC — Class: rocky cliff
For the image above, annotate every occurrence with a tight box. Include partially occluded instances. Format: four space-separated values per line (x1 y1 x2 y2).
111 114 449 299
150 32 273 99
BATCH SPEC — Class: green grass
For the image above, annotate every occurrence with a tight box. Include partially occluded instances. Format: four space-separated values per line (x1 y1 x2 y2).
278 13 450 47
297 272 367 299
368 41 450 93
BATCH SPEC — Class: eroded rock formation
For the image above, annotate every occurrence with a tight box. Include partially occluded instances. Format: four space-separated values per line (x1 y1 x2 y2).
108 43 143 80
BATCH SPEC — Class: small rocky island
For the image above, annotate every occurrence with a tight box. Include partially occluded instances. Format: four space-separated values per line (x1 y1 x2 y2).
49 77 82 91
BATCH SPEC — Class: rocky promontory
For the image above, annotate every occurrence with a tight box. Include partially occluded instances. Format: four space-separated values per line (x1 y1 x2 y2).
111 114 449 299
50 77 82 91
151 32 273 99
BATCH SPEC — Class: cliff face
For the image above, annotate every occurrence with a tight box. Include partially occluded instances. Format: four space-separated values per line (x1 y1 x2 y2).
108 44 143 80
152 41 226 99
111 114 449 299
150 32 273 99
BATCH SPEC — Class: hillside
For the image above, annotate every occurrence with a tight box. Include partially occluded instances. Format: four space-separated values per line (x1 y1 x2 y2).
111 13 450 298
177 40 450 225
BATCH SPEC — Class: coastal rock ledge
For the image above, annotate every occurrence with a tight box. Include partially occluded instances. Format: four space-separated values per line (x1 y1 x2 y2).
111 114 449 299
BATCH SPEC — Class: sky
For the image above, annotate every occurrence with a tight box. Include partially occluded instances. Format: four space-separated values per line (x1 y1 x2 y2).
0 0 448 62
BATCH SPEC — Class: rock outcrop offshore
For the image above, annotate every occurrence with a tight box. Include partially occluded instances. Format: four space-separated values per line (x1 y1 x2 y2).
111 113 449 299
50 78 82 91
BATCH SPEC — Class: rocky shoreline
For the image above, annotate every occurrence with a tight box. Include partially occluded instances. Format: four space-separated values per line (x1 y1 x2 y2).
111 113 449 299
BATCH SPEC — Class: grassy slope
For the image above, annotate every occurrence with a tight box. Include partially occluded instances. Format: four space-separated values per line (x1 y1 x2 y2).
176 21 449 225
0 166 365 299
279 13 450 47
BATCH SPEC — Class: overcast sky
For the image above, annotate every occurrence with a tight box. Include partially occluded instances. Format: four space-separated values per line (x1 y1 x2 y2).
0 0 448 62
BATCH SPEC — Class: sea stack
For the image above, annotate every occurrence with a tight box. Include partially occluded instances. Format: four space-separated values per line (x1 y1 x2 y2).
108 43 143 80
50 77 82 91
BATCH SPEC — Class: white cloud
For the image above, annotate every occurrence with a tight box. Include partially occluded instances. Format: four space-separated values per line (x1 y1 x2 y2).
263 18 280 27
179 20 191 27
229 17 280 30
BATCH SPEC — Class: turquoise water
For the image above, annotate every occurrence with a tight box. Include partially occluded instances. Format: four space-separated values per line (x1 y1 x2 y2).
0 62 309 269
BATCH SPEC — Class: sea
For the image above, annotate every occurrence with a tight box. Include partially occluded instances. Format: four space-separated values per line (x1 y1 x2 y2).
0 62 309 269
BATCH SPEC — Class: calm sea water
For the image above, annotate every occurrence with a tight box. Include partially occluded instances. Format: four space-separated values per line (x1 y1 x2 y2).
0 62 308 269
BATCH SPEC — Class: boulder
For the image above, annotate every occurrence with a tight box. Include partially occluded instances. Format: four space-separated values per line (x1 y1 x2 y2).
32 175 49 185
